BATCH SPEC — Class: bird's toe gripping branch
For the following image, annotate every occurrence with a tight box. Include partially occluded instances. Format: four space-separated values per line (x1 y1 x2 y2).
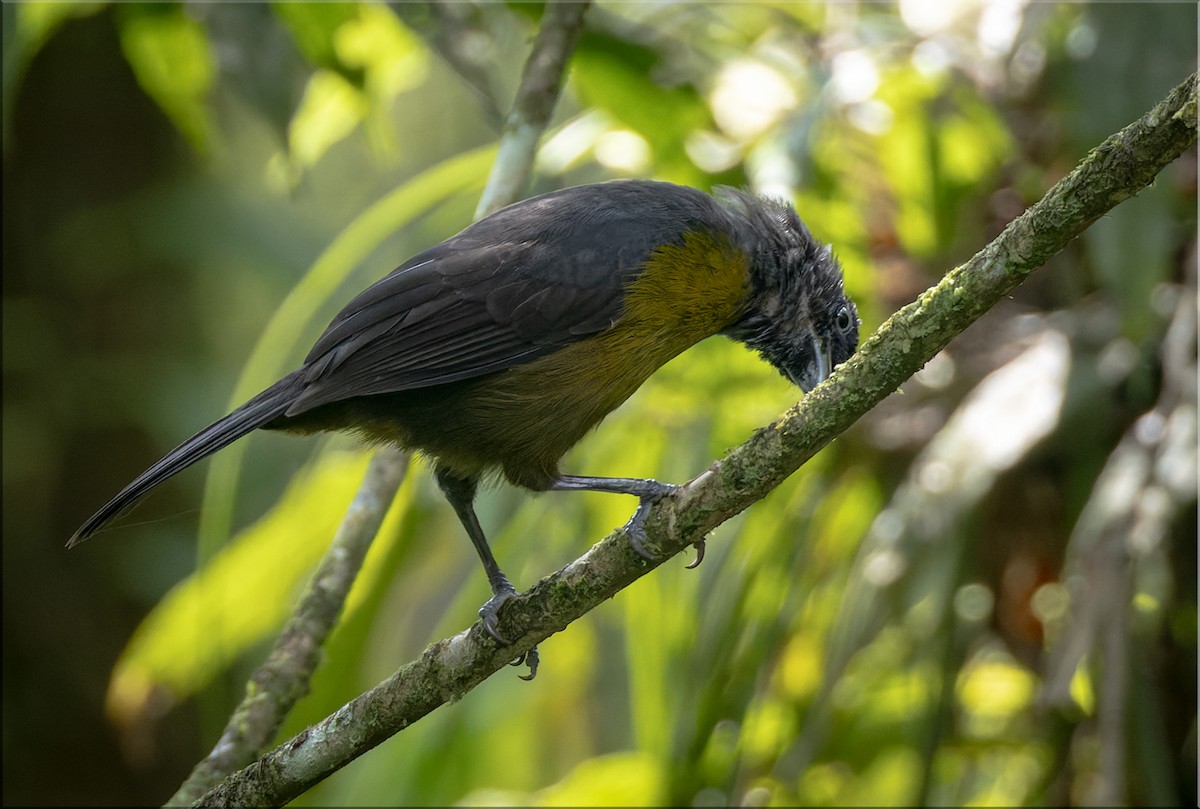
477 586 539 680
478 586 517 644
623 482 676 561
551 473 706 569
620 481 705 568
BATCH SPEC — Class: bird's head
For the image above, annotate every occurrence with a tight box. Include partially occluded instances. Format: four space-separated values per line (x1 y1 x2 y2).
720 189 859 393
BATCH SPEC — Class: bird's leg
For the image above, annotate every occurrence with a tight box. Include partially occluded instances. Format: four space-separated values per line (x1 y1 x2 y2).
551 475 683 561
435 466 538 680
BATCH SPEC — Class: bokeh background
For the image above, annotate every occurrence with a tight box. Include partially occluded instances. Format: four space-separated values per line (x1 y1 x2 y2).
3 1 1196 805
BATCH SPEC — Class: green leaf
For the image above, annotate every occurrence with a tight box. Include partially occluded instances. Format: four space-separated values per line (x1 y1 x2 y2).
117 4 216 153
534 752 667 805
461 751 667 806
107 450 391 727
270 1 363 86
287 68 368 170
274 2 429 170
572 31 710 179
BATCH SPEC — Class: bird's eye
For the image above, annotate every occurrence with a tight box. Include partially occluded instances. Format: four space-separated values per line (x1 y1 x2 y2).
834 305 853 332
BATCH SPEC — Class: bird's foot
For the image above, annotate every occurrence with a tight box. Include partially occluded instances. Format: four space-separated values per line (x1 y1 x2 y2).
478 586 539 680
479 586 517 644
625 482 679 561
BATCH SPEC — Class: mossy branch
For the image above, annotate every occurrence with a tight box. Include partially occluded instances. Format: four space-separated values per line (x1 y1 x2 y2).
191 74 1196 808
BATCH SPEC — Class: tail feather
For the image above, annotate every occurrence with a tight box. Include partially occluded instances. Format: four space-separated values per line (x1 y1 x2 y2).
68 372 305 547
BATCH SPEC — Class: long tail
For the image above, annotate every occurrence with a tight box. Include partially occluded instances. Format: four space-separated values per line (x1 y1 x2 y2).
68 371 306 547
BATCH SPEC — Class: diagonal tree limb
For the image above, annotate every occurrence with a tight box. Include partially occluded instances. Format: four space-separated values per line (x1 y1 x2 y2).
191 73 1197 809
167 2 593 805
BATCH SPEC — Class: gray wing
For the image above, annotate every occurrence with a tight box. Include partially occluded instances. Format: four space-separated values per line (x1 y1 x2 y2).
284 182 702 417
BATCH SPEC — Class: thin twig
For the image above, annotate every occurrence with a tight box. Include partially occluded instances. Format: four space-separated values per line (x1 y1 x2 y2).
190 73 1198 809
167 450 409 805
474 0 590 219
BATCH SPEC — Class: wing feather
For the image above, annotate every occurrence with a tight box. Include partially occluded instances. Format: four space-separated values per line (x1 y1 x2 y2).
285 181 722 417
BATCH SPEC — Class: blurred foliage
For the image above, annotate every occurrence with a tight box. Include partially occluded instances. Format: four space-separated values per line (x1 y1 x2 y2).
116 3 217 154
2 1 1195 807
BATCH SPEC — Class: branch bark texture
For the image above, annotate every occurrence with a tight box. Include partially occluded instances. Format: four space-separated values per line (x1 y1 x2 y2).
192 74 1197 809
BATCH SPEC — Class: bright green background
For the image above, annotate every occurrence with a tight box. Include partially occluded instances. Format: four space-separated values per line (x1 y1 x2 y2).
3 2 1195 806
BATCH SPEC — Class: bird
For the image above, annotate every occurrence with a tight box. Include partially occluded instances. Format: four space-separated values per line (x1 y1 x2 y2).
69 179 859 677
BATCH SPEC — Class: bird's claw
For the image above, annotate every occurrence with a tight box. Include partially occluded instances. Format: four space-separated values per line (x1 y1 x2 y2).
478 588 516 644
510 647 540 680
627 516 657 561
479 588 539 680
685 538 707 569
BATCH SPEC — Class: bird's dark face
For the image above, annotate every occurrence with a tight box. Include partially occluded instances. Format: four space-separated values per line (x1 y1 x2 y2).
720 192 860 393
735 244 859 393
